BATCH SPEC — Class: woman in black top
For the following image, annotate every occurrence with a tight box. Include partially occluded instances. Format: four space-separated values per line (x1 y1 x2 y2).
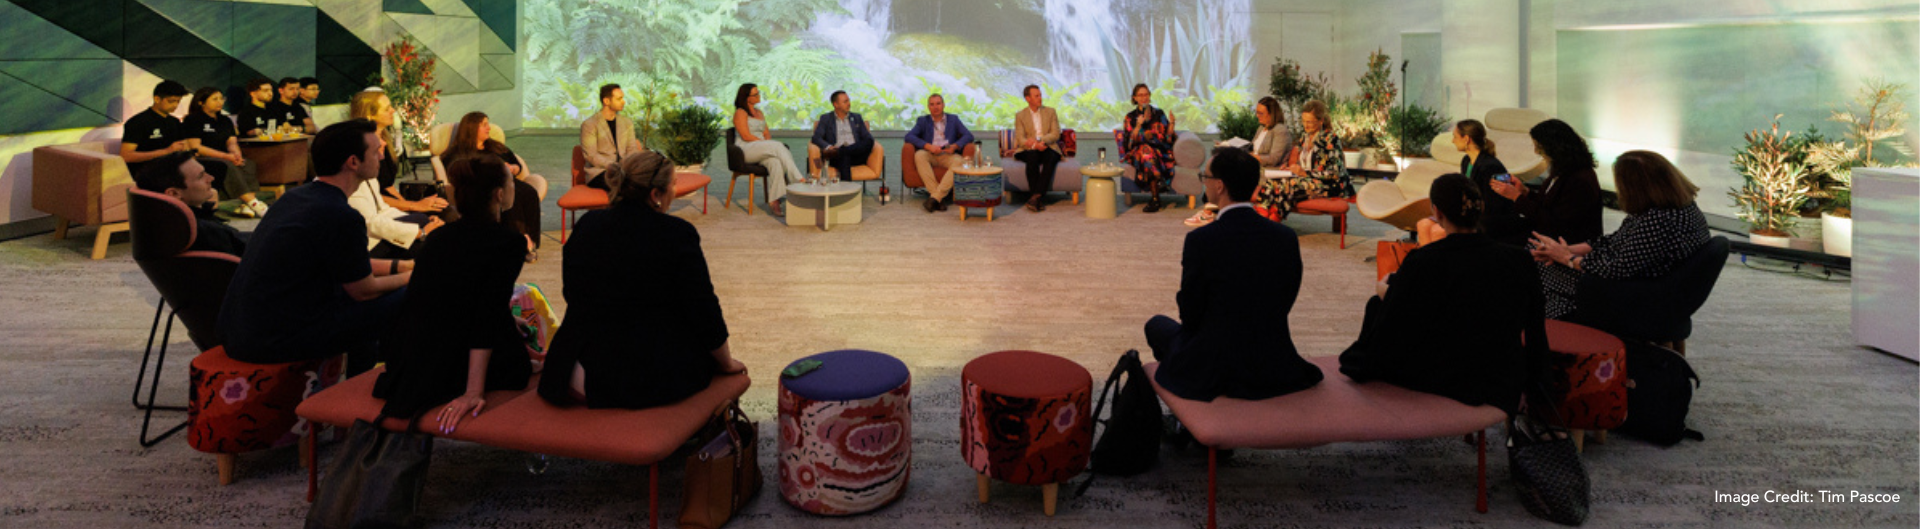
372 154 531 430
1451 119 1528 247
442 111 541 254
1530 151 1712 319
1489 119 1603 246
183 87 267 216
1339 173 1548 413
538 151 746 410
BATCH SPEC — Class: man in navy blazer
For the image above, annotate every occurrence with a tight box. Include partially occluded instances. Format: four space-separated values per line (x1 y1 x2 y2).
810 90 875 183
904 93 975 211
1145 148 1322 402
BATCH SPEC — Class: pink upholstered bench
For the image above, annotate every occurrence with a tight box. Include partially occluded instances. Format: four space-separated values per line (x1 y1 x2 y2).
297 368 751 529
1147 356 1506 529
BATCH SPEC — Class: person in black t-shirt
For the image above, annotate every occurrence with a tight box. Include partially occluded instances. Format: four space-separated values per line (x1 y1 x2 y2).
120 81 195 176
184 87 269 218
133 151 247 256
299 77 320 120
234 78 277 138
219 119 411 375
276 77 315 134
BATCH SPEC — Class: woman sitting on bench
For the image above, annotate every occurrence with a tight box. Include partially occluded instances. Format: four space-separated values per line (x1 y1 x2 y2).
373 154 532 432
539 152 748 410
1337 173 1548 413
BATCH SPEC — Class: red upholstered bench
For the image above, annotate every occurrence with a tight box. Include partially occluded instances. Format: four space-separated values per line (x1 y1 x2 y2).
296 367 751 529
1147 356 1506 529
1293 197 1351 249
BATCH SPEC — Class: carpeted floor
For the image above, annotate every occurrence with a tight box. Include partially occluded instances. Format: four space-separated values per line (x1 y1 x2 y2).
0 134 1912 528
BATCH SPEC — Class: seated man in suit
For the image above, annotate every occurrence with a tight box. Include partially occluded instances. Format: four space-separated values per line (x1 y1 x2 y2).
1012 85 1064 212
133 151 247 256
904 93 975 213
1144 148 1322 402
579 83 644 189
809 90 874 183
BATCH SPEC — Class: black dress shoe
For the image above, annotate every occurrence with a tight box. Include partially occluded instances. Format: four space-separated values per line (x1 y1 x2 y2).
1025 198 1043 212
923 198 939 213
1144 198 1164 213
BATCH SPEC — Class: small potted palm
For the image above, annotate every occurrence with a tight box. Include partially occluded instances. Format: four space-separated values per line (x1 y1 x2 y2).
651 103 724 171
1729 117 1811 248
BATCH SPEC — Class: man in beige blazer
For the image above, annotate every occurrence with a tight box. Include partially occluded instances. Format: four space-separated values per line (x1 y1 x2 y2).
1012 84 1063 212
579 83 644 188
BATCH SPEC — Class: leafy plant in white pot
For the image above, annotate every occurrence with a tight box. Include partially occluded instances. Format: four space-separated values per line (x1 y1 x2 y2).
1813 79 1913 256
1729 117 1810 248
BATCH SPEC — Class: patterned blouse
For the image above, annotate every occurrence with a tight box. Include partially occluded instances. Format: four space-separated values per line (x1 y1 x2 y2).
1297 130 1353 197
1539 203 1712 318
1120 107 1175 189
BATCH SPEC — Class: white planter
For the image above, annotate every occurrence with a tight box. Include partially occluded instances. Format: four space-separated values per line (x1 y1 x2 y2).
1343 150 1364 168
1749 231 1791 248
1788 219 1823 252
1822 212 1853 257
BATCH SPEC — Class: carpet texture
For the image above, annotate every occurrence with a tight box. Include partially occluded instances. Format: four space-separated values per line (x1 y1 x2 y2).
0 134 1912 528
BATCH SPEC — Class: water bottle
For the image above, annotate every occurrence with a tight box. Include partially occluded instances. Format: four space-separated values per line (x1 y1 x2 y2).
879 182 891 204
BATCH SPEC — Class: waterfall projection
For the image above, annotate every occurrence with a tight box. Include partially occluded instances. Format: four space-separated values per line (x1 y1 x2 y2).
522 0 1256 131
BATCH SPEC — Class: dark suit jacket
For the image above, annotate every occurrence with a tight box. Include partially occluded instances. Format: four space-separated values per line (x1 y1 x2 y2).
1515 166 1603 245
539 202 729 409
1155 206 1323 401
810 112 874 152
1337 232 1547 413
1461 153 1527 247
904 114 975 150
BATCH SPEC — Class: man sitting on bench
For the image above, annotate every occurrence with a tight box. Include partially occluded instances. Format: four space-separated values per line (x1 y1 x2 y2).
1144 148 1321 402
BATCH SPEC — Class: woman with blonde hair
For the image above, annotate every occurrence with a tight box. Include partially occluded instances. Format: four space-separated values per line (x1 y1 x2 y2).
348 90 447 214
346 89 443 259
1253 99 1352 221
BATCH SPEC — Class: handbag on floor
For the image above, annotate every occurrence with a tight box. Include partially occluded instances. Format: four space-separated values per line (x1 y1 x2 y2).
1507 410 1591 525
679 402 761 529
305 415 433 529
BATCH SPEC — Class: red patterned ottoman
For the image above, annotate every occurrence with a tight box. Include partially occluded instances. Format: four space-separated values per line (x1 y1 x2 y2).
961 350 1093 516
187 346 343 484
777 349 912 515
1537 320 1628 452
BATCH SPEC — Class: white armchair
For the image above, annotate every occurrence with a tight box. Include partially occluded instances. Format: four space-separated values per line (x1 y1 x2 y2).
428 123 548 201
1362 107 1555 232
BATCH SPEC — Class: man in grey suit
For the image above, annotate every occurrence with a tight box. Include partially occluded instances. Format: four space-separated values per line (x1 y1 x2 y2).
580 83 644 189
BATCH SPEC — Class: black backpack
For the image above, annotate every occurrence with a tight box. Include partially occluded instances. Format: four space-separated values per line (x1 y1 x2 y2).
1082 350 1164 486
1615 340 1704 445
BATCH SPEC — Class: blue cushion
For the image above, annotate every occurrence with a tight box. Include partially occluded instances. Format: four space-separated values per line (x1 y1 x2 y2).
781 349 909 401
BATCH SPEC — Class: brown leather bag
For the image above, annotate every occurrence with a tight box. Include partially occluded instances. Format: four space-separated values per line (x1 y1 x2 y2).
678 402 761 529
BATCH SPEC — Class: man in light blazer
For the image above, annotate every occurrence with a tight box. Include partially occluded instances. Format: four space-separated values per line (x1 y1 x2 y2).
904 93 975 212
1012 84 1062 212
810 90 875 182
580 83 644 189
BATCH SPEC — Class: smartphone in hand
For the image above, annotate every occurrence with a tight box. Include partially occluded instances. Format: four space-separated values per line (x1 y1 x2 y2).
1493 173 1514 184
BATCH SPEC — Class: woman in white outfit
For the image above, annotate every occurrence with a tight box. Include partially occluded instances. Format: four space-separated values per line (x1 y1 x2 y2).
732 83 804 215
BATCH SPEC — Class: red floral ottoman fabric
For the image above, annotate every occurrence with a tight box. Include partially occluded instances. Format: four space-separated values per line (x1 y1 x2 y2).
1537 320 1628 430
777 350 912 516
960 350 1093 486
187 346 343 454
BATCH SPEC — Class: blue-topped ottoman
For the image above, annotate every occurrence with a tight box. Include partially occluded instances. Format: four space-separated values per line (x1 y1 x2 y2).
777 349 912 515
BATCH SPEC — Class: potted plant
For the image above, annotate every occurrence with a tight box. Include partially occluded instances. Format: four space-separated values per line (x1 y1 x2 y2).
651 103 725 171
1729 117 1811 248
1268 58 1329 139
1814 79 1911 256
1384 103 1450 170
378 36 440 154
1327 95 1375 168
1355 49 1396 168
1215 105 1260 142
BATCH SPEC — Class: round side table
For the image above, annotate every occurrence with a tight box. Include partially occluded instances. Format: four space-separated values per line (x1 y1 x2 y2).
1081 163 1125 219
785 181 863 231
951 165 1005 221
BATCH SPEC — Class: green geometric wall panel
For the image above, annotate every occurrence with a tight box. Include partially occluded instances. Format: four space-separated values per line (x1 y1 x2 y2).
383 0 432 15
123 1 229 59
389 12 479 87
474 0 514 52
4 0 126 56
138 0 233 55
0 1 118 60
421 0 473 17
479 53 512 91
0 70 117 132
433 57 477 94
234 2 316 79
0 59 122 119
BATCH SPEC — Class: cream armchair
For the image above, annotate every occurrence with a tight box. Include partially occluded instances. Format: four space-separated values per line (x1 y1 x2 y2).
1356 160 1447 232
1425 107 1553 181
33 142 134 259
806 142 887 196
428 123 548 201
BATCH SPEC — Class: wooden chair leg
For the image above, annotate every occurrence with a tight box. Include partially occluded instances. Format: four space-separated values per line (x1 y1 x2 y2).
92 221 128 260
52 217 69 239
1072 192 1080 205
1595 430 1608 445
1572 429 1585 453
1188 196 1196 208
724 175 738 209
217 453 236 485
976 474 990 504
1043 482 1059 516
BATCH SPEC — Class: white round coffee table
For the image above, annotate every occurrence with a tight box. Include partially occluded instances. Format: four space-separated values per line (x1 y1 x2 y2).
1081 163 1125 219
786 181 863 231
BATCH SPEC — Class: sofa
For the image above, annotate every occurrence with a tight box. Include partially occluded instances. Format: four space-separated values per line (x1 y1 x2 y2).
998 129 1083 202
33 141 134 259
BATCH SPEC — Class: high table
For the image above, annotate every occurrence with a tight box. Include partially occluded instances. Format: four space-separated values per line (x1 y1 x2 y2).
1081 163 1124 219
239 135 311 194
786 181 862 231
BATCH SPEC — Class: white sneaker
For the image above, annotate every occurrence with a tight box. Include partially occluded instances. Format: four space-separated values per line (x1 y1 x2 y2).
246 199 269 218
228 203 256 218
1183 205 1218 227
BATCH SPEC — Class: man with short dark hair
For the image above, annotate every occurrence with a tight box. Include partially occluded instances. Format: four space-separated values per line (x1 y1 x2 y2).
579 83 642 188
220 119 411 374
1143 148 1321 402
905 93 975 212
1011 85 1063 212
133 151 246 256
234 78 277 138
120 80 196 176
275 77 316 134
298 77 320 117
809 90 874 182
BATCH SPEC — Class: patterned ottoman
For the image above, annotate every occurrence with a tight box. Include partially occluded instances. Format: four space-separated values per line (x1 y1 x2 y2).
188 346 343 484
961 350 1093 516
1537 320 1628 452
778 349 912 515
